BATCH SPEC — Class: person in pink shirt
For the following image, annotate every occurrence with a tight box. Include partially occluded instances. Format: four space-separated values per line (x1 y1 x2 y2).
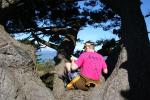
65 41 108 90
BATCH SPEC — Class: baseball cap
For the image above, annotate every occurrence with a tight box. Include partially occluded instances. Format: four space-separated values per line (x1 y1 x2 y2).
83 41 95 49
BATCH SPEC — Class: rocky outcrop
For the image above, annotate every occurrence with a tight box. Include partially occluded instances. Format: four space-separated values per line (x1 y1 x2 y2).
1 0 16 8
52 46 130 100
0 24 130 100
87 46 130 100
0 25 55 100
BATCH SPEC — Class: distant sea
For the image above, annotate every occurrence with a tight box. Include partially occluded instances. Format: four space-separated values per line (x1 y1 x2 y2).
36 49 108 63
36 50 57 62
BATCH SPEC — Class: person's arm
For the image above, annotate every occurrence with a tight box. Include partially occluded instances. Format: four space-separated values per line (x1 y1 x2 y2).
101 56 108 74
71 53 84 70
70 56 78 70
103 67 108 74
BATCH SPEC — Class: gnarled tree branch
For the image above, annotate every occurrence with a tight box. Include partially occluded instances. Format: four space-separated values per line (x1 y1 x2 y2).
31 32 58 50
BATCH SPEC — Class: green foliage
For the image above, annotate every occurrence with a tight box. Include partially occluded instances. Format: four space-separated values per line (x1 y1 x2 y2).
1 0 121 65
18 38 41 50
73 50 84 58
145 12 150 17
36 59 55 72
1 0 120 51
35 53 42 64
97 39 120 56
36 59 55 90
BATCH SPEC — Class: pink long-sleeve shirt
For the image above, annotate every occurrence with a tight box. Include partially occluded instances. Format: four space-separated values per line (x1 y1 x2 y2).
75 52 107 80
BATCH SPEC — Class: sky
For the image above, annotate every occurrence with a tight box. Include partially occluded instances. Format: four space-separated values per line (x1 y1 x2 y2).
74 26 119 51
75 0 150 51
141 0 150 31
35 0 150 61
40 0 150 52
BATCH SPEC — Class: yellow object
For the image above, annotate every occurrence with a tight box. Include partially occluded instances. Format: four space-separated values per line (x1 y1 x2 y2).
66 75 80 90
86 82 96 87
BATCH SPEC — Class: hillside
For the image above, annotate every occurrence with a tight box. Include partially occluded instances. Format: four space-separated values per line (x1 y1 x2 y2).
36 50 57 62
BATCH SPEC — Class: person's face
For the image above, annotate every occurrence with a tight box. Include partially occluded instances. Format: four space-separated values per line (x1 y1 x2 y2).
84 45 88 51
83 44 90 51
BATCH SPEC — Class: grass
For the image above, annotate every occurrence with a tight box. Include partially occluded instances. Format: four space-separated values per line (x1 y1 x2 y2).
36 59 55 90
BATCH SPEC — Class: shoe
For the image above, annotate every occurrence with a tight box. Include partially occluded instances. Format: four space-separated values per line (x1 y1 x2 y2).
66 75 80 90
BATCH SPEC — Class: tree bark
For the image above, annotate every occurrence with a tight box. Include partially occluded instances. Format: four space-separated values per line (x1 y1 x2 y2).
101 0 150 99
53 28 78 99
121 2 150 99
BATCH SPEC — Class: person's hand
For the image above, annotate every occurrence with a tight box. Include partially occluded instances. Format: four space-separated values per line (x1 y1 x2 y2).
103 68 108 74
70 55 77 61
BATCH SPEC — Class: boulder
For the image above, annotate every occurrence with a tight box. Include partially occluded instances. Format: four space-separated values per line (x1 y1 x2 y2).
0 25 55 100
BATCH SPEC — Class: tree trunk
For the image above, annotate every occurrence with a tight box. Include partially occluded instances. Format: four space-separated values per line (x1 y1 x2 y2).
86 46 129 100
53 29 78 99
102 46 129 100
101 0 150 99
121 3 150 100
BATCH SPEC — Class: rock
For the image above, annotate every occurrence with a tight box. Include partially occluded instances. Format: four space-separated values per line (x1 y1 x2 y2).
87 46 130 100
0 24 130 100
0 25 55 100
52 58 66 100
55 46 130 100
